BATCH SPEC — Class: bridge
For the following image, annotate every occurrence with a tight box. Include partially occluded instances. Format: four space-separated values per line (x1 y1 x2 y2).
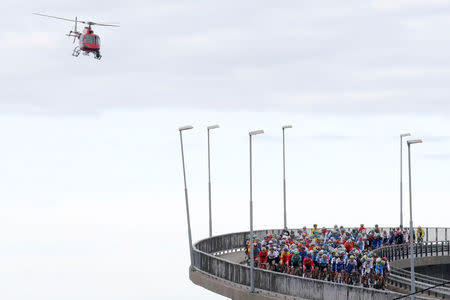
189 227 450 300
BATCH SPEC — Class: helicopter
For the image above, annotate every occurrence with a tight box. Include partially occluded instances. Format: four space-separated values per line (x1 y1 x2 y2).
33 13 119 60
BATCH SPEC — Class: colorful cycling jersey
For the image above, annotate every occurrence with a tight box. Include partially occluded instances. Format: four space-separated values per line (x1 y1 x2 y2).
253 247 260 258
365 257 374 269
268 250 279 260
331 257 338 272
318 257 328 268
336 258 346 272
299 250 308 260
315 254 322 263
303 257 314 270
375 264 384 276
384 261 391 273
259 251 268 263
362 264 372 275
417 228 424 238
280 251 289 264
346 259 358 273
290 254 302 267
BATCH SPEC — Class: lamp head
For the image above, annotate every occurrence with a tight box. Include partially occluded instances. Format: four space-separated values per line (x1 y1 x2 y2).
407 139 423 145
249 129 264 136
179 125 193 131
282 125 293 129
400 133 411 137
207 124 220 130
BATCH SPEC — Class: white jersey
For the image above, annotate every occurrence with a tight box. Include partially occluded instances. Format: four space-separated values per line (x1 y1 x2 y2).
268 250 279 259
362 264 372 275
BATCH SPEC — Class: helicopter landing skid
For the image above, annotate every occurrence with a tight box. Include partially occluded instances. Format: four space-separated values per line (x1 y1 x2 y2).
72 46 81 57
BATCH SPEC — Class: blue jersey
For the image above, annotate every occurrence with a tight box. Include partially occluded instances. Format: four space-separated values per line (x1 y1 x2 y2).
375 264 384 276
336 258 346 272
299 251 308 260
346 260 358 273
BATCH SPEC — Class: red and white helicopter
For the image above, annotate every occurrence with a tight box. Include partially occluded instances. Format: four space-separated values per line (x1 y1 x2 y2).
34 13 119 60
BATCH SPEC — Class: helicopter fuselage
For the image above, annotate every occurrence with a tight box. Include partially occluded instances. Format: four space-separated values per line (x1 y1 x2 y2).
79 27 100 52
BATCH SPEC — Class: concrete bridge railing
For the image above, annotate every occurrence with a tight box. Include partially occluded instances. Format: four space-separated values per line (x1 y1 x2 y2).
373 241 450 262
191 228 450 300
373 241 450 298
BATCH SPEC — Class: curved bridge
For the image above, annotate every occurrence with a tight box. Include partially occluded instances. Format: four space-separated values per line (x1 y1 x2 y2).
190 228 450 300
374 241 450 298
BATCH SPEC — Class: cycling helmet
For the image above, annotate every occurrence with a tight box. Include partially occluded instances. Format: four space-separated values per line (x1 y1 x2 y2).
376 258 381 263
349 255 355 259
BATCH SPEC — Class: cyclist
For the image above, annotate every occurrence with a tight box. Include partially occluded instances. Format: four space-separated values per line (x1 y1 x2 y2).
330 252 339 282
416 226 424 243
258 247 269 269
290 250 303 276
358 224 366 232
302 253 314 278
280 248 290 272
312 224 320 235
335 253 346 283
317 252 329 280
374 258 384 289
345 255 358 285
361 257 373 287
267 247 279 271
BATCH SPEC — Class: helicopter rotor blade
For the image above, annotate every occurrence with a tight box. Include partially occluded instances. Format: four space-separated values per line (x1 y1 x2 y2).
33 13 88 24
34 13 119 28
87 21 120 27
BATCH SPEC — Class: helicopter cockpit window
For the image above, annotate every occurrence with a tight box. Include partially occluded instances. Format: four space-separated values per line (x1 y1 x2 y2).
84 35 97 44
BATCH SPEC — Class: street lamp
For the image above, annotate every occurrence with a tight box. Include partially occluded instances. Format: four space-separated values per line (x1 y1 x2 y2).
282 125 292 230
179 125 194 266
400 133 411 227
207 124 220 237
249 129 264 293
407 138 422 300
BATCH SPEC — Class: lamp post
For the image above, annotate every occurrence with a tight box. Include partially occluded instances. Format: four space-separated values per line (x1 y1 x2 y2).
407 138 422 300
400 133 411 227
207 124 219 237
179 125 194 266
282 125 292 230
249 129 264 293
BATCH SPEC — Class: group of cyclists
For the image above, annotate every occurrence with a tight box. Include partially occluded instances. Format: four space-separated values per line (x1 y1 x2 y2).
245 224 425 289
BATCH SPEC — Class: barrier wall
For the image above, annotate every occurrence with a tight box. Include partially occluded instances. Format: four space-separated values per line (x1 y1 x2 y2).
191 227 450 300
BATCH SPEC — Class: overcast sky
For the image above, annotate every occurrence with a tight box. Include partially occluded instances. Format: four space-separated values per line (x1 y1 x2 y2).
1 1 450 299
